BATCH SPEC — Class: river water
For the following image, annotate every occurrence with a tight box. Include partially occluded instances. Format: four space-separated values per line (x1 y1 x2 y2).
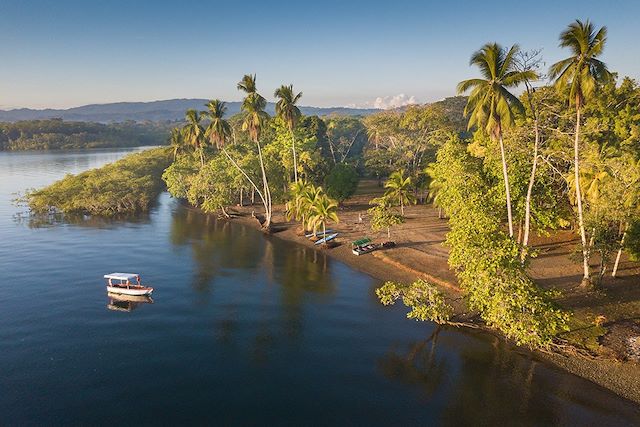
1 148 638 425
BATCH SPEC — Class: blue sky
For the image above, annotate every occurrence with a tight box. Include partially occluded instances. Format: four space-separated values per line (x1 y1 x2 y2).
0 0 638 109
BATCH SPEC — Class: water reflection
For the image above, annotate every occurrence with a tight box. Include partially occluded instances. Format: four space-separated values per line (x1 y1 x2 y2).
378 327 448 398
169 206 264 293
106 293 154 312
15 209 152 229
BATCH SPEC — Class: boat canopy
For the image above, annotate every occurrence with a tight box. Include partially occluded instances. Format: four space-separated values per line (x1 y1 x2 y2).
104 273 139 281
352 237 372 246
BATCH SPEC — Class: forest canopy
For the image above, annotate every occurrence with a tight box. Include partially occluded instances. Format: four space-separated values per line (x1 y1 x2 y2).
0 119 172 150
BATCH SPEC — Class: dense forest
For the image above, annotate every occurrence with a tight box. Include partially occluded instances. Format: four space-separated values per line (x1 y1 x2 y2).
0 119 172 150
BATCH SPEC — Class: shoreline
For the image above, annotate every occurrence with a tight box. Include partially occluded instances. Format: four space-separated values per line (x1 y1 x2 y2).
224 202 640 406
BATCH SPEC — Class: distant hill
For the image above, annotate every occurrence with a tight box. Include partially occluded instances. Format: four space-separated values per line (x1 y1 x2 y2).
0 99 381 123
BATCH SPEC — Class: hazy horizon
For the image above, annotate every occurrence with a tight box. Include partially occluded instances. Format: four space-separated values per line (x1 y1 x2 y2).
1 0 639 110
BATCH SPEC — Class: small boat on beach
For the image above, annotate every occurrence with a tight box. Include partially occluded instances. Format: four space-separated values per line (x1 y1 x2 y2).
104 272 153 296
305 229 334 238
314 233 338 245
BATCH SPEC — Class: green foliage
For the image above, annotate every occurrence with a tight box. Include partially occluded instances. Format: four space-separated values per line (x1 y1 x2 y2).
368 204 404 238
382 170 416 214
27 148 171 216
376 279 453 324
430 138 569 347
626 220 640 261
324 163 359 202
307 193 340 237
0 119 170 151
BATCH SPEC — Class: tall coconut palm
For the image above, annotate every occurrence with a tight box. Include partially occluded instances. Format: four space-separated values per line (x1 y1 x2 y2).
169 127 187 160
549 19 611 286
274 84 303 183
457 43 536 237
308 193 339 242
203 99 268 212
238 74 273 229
384 170 415 215
183 109 206 166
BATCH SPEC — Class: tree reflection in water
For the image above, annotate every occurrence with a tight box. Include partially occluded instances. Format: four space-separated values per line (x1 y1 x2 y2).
379 327 633 425
169 205 336 363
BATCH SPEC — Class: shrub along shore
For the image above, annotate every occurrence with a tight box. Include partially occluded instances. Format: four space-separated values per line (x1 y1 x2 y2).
26 147 171 216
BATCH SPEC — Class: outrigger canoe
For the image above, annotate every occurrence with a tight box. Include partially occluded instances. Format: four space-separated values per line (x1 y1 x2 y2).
104 273 153 296
305 229 334 238
314 233 338 245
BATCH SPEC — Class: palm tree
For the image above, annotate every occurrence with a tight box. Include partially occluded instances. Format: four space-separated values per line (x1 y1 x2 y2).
457 43 536 237
203 99 268 213
169 127 187 160
238 74 273 229
425 163 445 219
274 84 303 183
383 170 415 215
308 193 339 242
549 19 611 286
182 109 206 166
286 180 321 233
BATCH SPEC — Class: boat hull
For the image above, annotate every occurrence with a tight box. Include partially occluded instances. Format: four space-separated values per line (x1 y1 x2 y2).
106 285 153 296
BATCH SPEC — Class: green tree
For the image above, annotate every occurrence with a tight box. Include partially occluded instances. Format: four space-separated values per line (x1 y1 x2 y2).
238 74 273 230
324 163 359 202
308 193 339 241
383 170 415 215
203 99 269 214
182 109 206 166
368 204 404 238
549 19 612 287
274 84 303 183
457 43 535 237
169 127 187 160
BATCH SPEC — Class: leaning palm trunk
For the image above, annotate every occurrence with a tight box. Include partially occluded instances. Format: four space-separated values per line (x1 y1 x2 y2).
612 229 626 278
574 106 591 285
498 133 515 237
221 148 269 223
254 138 272 229
522 118 540 252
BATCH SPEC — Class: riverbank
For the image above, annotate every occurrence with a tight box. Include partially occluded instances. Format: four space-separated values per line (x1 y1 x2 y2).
225 180 640 405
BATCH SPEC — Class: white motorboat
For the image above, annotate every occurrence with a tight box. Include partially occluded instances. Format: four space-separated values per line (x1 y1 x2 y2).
104 272 153 296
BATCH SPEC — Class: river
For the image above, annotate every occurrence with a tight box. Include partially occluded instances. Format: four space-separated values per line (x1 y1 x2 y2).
1 147 638 425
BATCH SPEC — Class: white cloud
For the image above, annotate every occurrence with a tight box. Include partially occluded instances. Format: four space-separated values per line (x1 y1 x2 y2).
346 94 419 110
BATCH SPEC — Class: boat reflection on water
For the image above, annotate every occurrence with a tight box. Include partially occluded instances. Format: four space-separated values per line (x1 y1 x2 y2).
106 292 154 312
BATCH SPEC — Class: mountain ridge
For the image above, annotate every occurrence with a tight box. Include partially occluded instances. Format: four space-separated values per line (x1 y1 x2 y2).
0 99 381 123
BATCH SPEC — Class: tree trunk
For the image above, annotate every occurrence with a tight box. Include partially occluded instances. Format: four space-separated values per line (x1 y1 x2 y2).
199 148 205 167
498 132 514 237
438 207 443 219
220 205 230 218
291 128 299 183
239 187 243 206
612 230 626 278
221 148 268 222
254 138 272 229
387 226 390 239
573 106 591 286
522 118 539 251
400 198 404 216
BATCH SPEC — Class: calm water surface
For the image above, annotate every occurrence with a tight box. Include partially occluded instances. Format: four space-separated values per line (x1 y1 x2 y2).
1 148 639 425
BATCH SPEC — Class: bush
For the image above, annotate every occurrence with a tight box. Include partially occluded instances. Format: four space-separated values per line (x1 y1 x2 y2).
27 147 171 216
